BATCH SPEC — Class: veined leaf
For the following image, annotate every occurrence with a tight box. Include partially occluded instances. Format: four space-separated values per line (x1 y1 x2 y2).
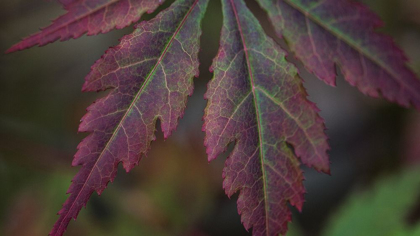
6 1 420 236
203 0 329 235
49 0 208 235
257 0 420 109
6 0 164 53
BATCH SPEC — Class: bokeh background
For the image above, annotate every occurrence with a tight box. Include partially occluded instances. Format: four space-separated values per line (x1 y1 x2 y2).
1 0 420 235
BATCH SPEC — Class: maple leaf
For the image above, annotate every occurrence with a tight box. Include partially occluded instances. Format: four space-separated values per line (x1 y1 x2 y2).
48 0 208 235
203 0 329 235
6 0 420 236
256 0 420 109
6 0 165 53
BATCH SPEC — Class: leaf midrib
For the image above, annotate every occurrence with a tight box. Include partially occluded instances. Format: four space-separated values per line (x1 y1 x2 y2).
228 0 270 234
54 1 198 233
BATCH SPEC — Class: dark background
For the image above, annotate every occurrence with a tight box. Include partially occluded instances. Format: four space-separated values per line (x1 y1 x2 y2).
1 0 420 235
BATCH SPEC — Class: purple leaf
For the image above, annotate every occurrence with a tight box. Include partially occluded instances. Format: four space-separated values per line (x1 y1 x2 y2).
49 0 209 235
257 0 420 109
6 0 164 53
203 0 329 235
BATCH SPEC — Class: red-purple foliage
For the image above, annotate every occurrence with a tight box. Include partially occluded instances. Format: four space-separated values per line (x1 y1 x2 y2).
203 1 328 234
47 0 208 235
7 0 420 235
257 0 420 109
6 0 164 53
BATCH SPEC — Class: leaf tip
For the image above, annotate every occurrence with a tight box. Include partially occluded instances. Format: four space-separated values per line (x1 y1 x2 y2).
5 42 24 54
5 47 16 54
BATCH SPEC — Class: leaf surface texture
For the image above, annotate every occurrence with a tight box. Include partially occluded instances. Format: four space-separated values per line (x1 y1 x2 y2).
203 0 329 235
49 0 208 235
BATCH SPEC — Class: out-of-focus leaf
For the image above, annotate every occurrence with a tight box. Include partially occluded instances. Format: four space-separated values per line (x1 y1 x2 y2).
324 167 420 236
6 0 164 52
257 0 420 110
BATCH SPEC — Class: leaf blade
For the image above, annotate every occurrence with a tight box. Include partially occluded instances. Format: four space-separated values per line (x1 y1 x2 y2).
49 0 209 235
257 0 420 109
7 0 165 53
203 0 329 235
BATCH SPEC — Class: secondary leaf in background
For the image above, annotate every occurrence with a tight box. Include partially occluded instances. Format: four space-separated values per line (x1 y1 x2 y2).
257 0 420 109
324 167 420 236
49 0 209 235
6 0 164 53
203 0 329 235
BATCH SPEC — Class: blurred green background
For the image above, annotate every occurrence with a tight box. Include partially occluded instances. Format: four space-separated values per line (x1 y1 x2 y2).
1 0 420 235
